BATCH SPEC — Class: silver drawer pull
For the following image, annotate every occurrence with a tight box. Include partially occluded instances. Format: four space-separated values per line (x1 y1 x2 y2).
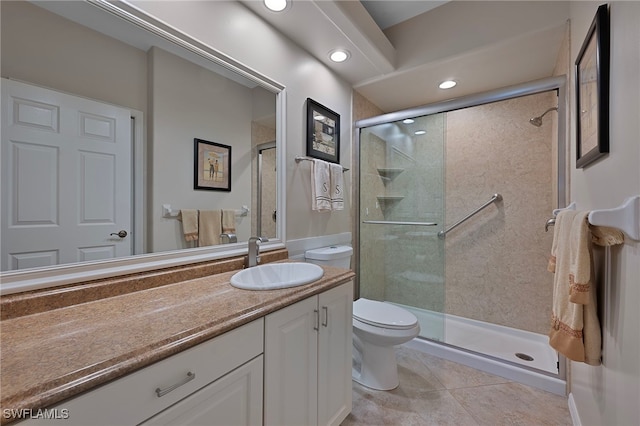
155 371 195 397
322 306 328 327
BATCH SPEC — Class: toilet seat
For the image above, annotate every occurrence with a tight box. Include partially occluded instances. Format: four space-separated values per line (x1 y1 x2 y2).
353 298 418 330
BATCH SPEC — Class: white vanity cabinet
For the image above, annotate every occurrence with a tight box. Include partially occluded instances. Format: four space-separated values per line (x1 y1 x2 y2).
139 355 263 425
22 319 264 426
264 281 353 426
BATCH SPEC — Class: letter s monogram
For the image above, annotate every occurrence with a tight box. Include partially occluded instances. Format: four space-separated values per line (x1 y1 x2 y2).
335 184 341 194
322 182 328 193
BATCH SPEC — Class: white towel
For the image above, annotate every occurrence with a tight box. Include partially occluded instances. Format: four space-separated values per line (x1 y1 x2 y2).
329 163 344 211
311 159 331 211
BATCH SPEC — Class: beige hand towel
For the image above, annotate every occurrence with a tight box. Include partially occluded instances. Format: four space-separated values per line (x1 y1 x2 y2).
590 224 624 247
311 159 331 212
329 163 344 211
198 210 222 247
177 209 198 242
547 210 624 366
222 209 236 234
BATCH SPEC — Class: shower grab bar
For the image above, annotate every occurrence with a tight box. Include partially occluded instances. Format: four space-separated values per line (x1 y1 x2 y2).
438 193 503 239
362 220 437 226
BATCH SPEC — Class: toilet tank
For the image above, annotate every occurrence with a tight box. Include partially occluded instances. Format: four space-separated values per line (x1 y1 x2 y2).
304 245 353 269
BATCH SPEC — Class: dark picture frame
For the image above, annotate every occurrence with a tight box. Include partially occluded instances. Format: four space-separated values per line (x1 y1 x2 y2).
306 98 340 164
575 4 610 169
194 138 231 191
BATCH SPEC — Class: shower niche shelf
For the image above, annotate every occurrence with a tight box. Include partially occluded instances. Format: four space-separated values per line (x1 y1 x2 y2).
376 195 404 205
377 168 404 182
376 195 404 217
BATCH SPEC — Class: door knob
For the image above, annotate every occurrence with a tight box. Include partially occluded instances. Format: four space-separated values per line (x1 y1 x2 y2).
110 230 128 238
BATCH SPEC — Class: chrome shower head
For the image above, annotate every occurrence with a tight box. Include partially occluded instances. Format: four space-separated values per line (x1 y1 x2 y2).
529 107 558 127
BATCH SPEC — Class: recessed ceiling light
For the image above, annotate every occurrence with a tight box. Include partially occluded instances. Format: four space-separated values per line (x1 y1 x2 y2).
439 80 457 90
414 130 426 135
329 49 350 63
402 119 414 124
264 0 287 12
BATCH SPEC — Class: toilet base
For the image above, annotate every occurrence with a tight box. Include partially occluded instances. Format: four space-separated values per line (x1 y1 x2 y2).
352 336 399 391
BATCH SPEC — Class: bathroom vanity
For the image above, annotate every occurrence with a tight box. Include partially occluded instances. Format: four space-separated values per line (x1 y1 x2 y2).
0 253 354 426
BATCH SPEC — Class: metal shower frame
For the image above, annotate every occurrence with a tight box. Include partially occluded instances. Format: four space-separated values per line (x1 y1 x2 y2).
352 75 568 379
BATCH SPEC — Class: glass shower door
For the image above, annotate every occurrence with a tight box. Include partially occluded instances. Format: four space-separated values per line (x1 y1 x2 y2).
358 113 446 342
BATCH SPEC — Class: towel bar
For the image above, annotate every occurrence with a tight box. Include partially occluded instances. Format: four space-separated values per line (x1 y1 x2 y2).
549 195 639 241
162 204 249 219
295 156 349 172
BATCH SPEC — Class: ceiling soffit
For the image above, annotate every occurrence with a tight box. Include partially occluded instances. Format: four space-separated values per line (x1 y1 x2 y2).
239 0 395 84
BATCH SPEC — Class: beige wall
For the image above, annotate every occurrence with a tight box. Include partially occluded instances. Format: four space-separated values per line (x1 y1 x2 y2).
568 3 640 425
353 90 384 122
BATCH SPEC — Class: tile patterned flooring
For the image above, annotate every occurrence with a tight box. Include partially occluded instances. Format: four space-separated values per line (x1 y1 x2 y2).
341 345 572 426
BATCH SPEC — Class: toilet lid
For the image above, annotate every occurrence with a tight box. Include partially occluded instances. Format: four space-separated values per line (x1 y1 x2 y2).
353 298 418 330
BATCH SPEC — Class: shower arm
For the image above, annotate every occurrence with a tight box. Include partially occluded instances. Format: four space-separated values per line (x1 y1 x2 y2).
438 194 503 239
538 107 558 119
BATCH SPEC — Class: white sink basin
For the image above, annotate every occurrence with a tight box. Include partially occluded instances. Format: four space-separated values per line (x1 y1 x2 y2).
230 262 324 290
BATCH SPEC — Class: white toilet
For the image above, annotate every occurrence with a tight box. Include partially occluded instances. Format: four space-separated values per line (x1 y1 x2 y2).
304 245 421 391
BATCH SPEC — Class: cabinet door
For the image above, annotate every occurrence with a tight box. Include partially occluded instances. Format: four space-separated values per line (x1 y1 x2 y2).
264 296 318 426
318 282 353 426
140 356 263 426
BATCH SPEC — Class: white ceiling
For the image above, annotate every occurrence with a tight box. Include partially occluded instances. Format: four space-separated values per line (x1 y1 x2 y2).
360 0 449 30
240 0 570 113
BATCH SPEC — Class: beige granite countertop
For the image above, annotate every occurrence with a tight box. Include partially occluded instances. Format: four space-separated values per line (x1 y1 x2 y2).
0 261 355 422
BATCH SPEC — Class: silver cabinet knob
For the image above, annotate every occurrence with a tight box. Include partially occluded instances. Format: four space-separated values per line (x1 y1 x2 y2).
110 230 128 238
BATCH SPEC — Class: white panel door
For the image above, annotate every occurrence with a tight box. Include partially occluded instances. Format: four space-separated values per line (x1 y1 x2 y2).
318 282 353 426
264 296 319 426
1 78 132 270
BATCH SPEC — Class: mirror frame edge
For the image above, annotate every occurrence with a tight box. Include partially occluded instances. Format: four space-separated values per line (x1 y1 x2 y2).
0 0 287 295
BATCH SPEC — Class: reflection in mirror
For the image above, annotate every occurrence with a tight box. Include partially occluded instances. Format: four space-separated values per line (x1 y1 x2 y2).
0 0 278 273
256 142 277 240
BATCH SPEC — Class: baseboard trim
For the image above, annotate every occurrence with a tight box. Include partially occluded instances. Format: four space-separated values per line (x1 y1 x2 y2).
568 393 581 426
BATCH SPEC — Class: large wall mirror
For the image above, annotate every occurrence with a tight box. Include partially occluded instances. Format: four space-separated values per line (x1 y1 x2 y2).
0 0 284 290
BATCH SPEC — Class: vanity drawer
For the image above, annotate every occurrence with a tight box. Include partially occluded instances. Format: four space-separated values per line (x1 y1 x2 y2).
22 319 263 425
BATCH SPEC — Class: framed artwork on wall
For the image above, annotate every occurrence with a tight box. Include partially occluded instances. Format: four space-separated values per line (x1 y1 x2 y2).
306 98 340 164
194 138 231 191
575 4 610 169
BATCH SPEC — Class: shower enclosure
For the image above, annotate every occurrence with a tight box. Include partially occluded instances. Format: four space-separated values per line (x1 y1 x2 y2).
355 77 567 390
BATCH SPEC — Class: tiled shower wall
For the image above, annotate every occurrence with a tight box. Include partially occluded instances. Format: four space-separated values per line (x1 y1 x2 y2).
355 90 556 335
359 114 446 317
445 92 556 334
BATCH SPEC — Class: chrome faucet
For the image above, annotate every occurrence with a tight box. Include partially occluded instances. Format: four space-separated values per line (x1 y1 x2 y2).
247 236 268 267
